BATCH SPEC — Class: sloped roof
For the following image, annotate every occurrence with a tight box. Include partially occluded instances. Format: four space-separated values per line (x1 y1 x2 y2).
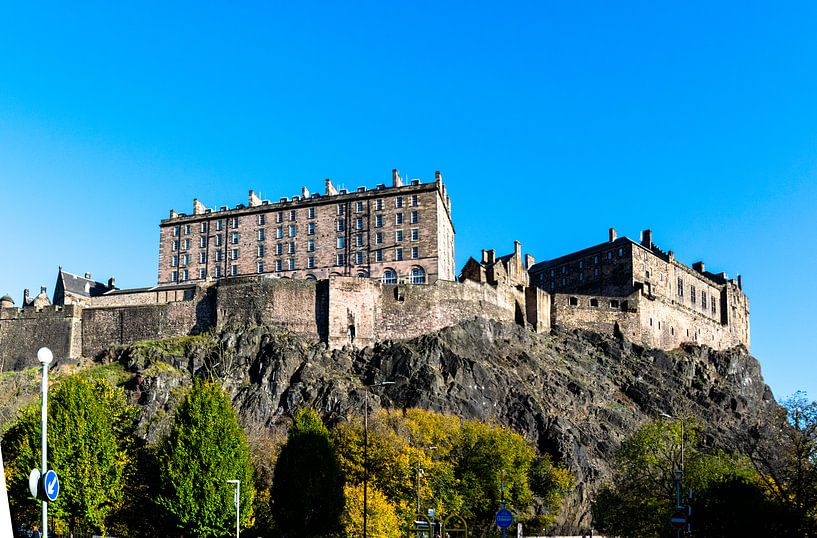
57 269 110 298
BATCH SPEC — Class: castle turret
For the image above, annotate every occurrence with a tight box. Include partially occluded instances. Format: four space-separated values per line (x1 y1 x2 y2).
0 295 14 309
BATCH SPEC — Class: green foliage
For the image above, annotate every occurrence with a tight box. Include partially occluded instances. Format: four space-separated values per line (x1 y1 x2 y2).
2 375 136 535
156 378 255 538
271 408 345 537
341 482 401 538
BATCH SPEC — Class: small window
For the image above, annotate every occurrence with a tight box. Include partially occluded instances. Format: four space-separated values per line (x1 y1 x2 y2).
618 247 624 257
337 237 345 249
308 207 316 219
356 217 364 230
356 251 364 265
590 298 599 307
288 258 295 270
258 214 266 225
569 296 578 306
215 251 222 262
276 212 283 223
199 252 207 263
276 243 283 256
701 292 707 310
276 227 283 239
173 226 180 237
561 266 567 274
289 225 296 237
184 239 191 250
184 224 191 235
356 233 364 247
172 255 178 267
396 213 404 225
375 215 383 228
337 220 345 232
230 265 238 276
410 266 426 284
307 239 315 252
411 228 419 241
677 278 684 297
258 229 265 241
231 232 239 244
214 266 221 278
579 260 584 269
216 220 224 231
231 248 239 260
691 285 696 304
375 249 383 262
258 245 265 257
171 270 178 282
375 232 383 244
411 246 419 259
375 199 383 211
275 259 283 272
215 234 222 247
395 196 403 208
308 223 315 235
288 242 295 254
395 230 404 242
257 261 264 273
289 210 296 221
607 251 612 260
231 217 239 228
579 272 584 281
200 222 208 233
411 194 418 206
395 248 403 261
594 255 599 264
337 204 345 215
307 256 315 269
593 267 599 277
356 201 364 212
182 254 189 265
336 253 345 266
609 300 619 308
199 236 207 248
382 269 397 284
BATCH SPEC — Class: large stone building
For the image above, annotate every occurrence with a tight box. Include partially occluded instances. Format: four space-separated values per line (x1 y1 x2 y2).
157 170 455 286
525 228 750 351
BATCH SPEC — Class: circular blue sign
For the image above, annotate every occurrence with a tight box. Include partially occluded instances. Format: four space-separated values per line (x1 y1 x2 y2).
43 470 59 502
495 508 513 528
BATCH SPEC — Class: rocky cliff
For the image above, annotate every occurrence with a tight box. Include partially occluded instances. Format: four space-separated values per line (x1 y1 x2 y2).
108 317 778 533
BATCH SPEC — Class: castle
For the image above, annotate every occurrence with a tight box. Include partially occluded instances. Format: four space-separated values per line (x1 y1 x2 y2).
0 170 749 371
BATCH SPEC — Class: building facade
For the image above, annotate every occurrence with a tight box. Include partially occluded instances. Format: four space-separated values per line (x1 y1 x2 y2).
157 170 455 286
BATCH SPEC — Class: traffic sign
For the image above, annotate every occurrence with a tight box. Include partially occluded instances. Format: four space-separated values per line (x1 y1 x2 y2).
670 510 688 529
28 469 41 499
495 508 513 529
42 470 59 502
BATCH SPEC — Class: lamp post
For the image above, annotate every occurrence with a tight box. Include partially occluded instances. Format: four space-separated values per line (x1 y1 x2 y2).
661 412 685 537
37 347 53 538
226 479 240 538
364 381 394 538
416 445 437 516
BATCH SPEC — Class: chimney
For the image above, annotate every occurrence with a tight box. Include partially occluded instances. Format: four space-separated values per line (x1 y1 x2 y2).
668 250 675 263
481 249 489 264
325 178 338 196
514 240 522 258
435 170 442 184
85 272 91 280
737 274 743 290
641 229 653 249
392 169 403 188
487 249 496 264
40 286 47 295
193 198 205 215
525 254 536 269
248 190 261 207
692 261 705 273
23 289 30 302
169 209 178 219
108 277 116 289
609 228 617 242
301 186 310 198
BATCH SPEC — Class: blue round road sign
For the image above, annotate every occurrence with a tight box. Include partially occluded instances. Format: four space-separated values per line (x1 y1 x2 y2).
43 470 59 502
496 508 513 529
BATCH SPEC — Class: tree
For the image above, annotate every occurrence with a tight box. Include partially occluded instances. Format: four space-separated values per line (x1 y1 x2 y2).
2 376 136 535
271 408 344 537
156 378 255 538
341 482 401 538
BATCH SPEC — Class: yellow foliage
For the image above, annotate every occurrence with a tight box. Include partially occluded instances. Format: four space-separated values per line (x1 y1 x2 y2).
341 482 402 538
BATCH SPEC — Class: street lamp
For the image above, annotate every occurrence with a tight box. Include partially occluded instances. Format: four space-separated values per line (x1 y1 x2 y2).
363 381 394 538
37 347 52 538
416 445 437 516
661 412 686 537
226 479 240 538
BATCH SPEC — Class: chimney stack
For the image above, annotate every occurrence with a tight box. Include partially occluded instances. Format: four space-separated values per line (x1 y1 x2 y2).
737 274 743 290
514 240 522 258
248 190 262 207
392 169 403 188
481 249 489 264
85 272 91 280
40 286 47 295
692 261 705 274
641 229 653 249
609 228 617 242
301 186 310 198
487 249 496 264
24 289 30 301
169 209 178 219
435 170 442 183
325 178 338 196
193 198 205 215
108 277 116 289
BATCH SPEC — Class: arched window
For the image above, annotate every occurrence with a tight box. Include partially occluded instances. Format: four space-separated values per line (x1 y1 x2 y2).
305 274 317 281
357 272 368 278
382 269 397 284
409 266 426 284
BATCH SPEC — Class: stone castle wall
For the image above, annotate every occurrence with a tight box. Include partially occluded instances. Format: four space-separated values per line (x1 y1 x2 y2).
0 305 82 371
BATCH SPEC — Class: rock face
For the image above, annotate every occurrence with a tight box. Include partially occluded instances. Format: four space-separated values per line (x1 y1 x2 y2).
115 317 777 533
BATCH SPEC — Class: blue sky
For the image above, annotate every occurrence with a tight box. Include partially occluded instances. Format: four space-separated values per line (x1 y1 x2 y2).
1 2 815 401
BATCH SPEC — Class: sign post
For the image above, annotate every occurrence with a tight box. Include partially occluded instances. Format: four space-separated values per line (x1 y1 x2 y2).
0 446 14 537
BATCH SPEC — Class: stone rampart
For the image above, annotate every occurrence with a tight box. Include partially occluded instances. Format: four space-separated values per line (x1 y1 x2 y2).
0 305 82 371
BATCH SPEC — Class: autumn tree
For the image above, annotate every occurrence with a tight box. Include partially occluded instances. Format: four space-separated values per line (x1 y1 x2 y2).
156 378 255 538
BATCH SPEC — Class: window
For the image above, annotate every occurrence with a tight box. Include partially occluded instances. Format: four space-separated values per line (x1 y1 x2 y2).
276 227 283 239
216 220 224 231
337 220 345 232
702 292 707 310
594 255 599 264
356 251 364 265
288 258 295 270
691 285 697 304
184 224 191 235
395 196 403 208
214 266 221 278
199 252 207 263
275 259 283 272
712 302 717 315
410 267 425 284
215 251 222 262
289 210 296 221
308 223 315 235
375 199 383 210
337 204 345 215
569 297 578 306
411 228 419 241
337 237 345 249
231 217 239 228
356 217 363 230
307 239 315 252
395 230 404 242
356 201 363 212
382 269 397 284
308 207 316 219
173 226 180 236
618 247 624 257
307 256 315 269
357 271 367 278
171 270 178 282
607 251 613 260
182 269 189 281
549 269 554 277
411 194 418 206
289 225 296 237
590 298 599 307
579 272 584 281
356 233 364 247
172 240 179 251
258 245 265 257
182 254 189 266
561 266 567 274
231 248 239 260
231 232 239 244
288 242 295 254
257 261 264 273
677 278 684 297
276 243 283 256
171 255 178 267
258 214 265 225
396 213 404 225
184 239 191 250
375 232 383 244
610 299 619 308
200 222 208 233
395 248 404 261
336 253 345 266
579 260 584 269
215 234 222 247
375 215 383 228
411 246 419 259
594 267 599 277
375 249 383 262
258 229 265 241
410 211 419 224
276 212 283 223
